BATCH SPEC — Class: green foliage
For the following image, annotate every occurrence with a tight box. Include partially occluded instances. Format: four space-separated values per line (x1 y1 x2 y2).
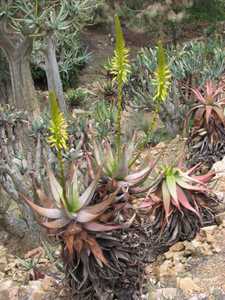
187 0 225 22
92 101 117 139
125 38 225 136
66 87 89 107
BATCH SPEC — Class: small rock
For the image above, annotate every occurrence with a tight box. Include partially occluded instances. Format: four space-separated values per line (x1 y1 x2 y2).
31 290 47 300
174 263 185 274
162 287 179 299
170 242 185 252
215 212 225 225
28 280 42 289
188 293 207 300
0 280 15 299
0 272 5 280
183 249 193 257
41 276 56 291
212 245 222 253
201 225 217 234
0 256 8 272
164 251 174 260
205 233 215 244
159 260 173 277
177 277 201 294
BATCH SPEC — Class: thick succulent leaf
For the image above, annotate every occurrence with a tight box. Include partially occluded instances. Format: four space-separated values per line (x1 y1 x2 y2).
85 152 95 180
83 213 136 232
66 165 80 213
42 218 70 229
192 171 215 183
212 106 225 126
35 187 53 208
124 161 155 187
114 145 129 179
147 173 164 193
191 88 206 104
194 107 205 128
83 222 124 232
92 137 104 167
79 169 101 208
162 180 171 222
185 105 203 133
205 105 212 126
166 175 180 208
65 234 74 256
77 191 117 223
176 186 200 218
47 167 63 208
186 162 202 175
86 236 108 265
22 195 64 219
176 177 206 192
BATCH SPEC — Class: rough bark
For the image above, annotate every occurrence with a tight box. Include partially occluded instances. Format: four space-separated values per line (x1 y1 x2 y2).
0 115 46 247
0 49 11 104
0 20 39 114
44 33 67 114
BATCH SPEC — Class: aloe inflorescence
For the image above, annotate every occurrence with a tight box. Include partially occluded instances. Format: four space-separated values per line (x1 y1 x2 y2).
111 15 131 154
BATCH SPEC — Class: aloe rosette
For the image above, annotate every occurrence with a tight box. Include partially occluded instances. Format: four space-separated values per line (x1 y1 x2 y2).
139 164 217 243
89 133 156 193
24 165 131 261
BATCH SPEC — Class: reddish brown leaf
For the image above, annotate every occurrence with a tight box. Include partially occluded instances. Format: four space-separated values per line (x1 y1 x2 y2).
176 186 200 218
36 188 53 208
77 191 117 223
42 218 70 229
162 180 171 222
63 223 82 237
65 235 74 256
213 106 225 126
22 195 64 219
74 238 83 254
194 107 205 128
205 105 212 126
86 236 108 265
83 222 123 232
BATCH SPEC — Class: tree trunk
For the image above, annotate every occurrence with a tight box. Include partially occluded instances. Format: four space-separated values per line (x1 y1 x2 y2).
0 21 39 114
7 52 38 112
44 34 67 114
0 185 44 248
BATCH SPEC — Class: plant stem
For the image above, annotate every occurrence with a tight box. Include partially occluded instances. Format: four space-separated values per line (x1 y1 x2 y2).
57 150 67 203
115 76 123 157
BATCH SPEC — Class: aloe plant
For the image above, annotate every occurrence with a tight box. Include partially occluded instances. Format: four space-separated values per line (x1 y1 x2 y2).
186 80 225 168
88 129 155 193
139 164 217 244
23 91 137 298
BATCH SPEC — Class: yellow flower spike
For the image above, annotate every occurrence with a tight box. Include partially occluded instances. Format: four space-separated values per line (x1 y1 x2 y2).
152 41 171 103
110 15 131 154
48 91 68 151
111 15 131 84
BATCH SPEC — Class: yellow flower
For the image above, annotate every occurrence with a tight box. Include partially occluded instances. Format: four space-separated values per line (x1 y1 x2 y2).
48 91 68 151
152 41 171 103
111 15 131 84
